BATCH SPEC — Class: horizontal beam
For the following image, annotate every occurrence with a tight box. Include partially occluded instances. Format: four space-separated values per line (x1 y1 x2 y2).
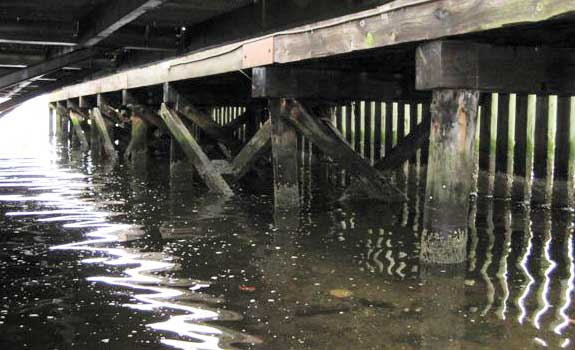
252 66 402 99
50 0 575 101
0 72 90 114
273 0 575 63
0 21 175 50
79 0 170 47
0 22 76 46
416 40 575 94
0 49 98 91
50 39 246 101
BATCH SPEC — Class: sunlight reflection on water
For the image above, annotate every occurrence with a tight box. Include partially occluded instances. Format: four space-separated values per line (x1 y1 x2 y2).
0 153 248 349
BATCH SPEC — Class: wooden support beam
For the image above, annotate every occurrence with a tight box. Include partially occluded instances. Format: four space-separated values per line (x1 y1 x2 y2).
55 102 69 143
92 108 117 159
97 94 122 124
226 119 272 179
48 104 55 137
279 99 404 201
416 40 575 94
223 111 250 131
163 83 242 156
0 49 97 91
78 0 171 48
122 90 165 128
421 89 479 265
124 115 149 163
89 109 102 155
66 100 89 120
69 110 90 151
252 66 402 99
159 104 233 196
374 122 430 171
269 99 300 210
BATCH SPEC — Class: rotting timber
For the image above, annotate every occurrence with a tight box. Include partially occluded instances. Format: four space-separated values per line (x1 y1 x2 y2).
39 0 575 266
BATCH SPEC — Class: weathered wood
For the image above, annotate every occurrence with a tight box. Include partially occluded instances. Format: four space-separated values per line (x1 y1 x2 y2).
281 98 404 201
48 104 55 137
506 94 516 199
92 107 116 159
97 94 122 124
252 66 401 99
533 95 549 205
55 102 68 143
374 122 429 171
370 102 383 164
89 109 102 155
159 104 233 196
568 97 575 207
66 100 89 119
269 99 300 210
545 96 558 206
477 94 492 195
163 83 241 155
423 89 479 260
488 93 498 196
275 0 575 64
513 94 528 200
122 90 165 128
355 101 363 155
383 102 393 155
494 94 510 198
226 119 271 179
124 115 149 164
49 0 575 103
416 40 575 94
53 103 62 139
223 110 250 131
170 139 187 175
68 110 90 151
524 95 537 204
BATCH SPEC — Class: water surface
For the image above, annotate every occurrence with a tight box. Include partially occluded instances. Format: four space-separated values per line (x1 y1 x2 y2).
0 119 574 350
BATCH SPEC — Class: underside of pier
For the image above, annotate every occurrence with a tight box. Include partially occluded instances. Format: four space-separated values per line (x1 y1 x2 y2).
3 0 575 253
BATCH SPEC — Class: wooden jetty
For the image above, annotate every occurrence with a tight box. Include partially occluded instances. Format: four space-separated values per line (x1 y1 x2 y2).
0 0 574 259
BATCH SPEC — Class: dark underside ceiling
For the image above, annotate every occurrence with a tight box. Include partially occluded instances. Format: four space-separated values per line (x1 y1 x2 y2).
0 0 391 114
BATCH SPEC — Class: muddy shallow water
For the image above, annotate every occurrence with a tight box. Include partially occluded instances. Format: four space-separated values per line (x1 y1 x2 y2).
0 140 574 350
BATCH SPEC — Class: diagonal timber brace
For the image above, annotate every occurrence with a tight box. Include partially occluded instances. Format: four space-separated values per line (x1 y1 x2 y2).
163 84 242 157
222 119 272 179
278 99 405 201
159 103 234 196
91 107 117 159
68 110 89 151
374 122 430 172
97 94 123 124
